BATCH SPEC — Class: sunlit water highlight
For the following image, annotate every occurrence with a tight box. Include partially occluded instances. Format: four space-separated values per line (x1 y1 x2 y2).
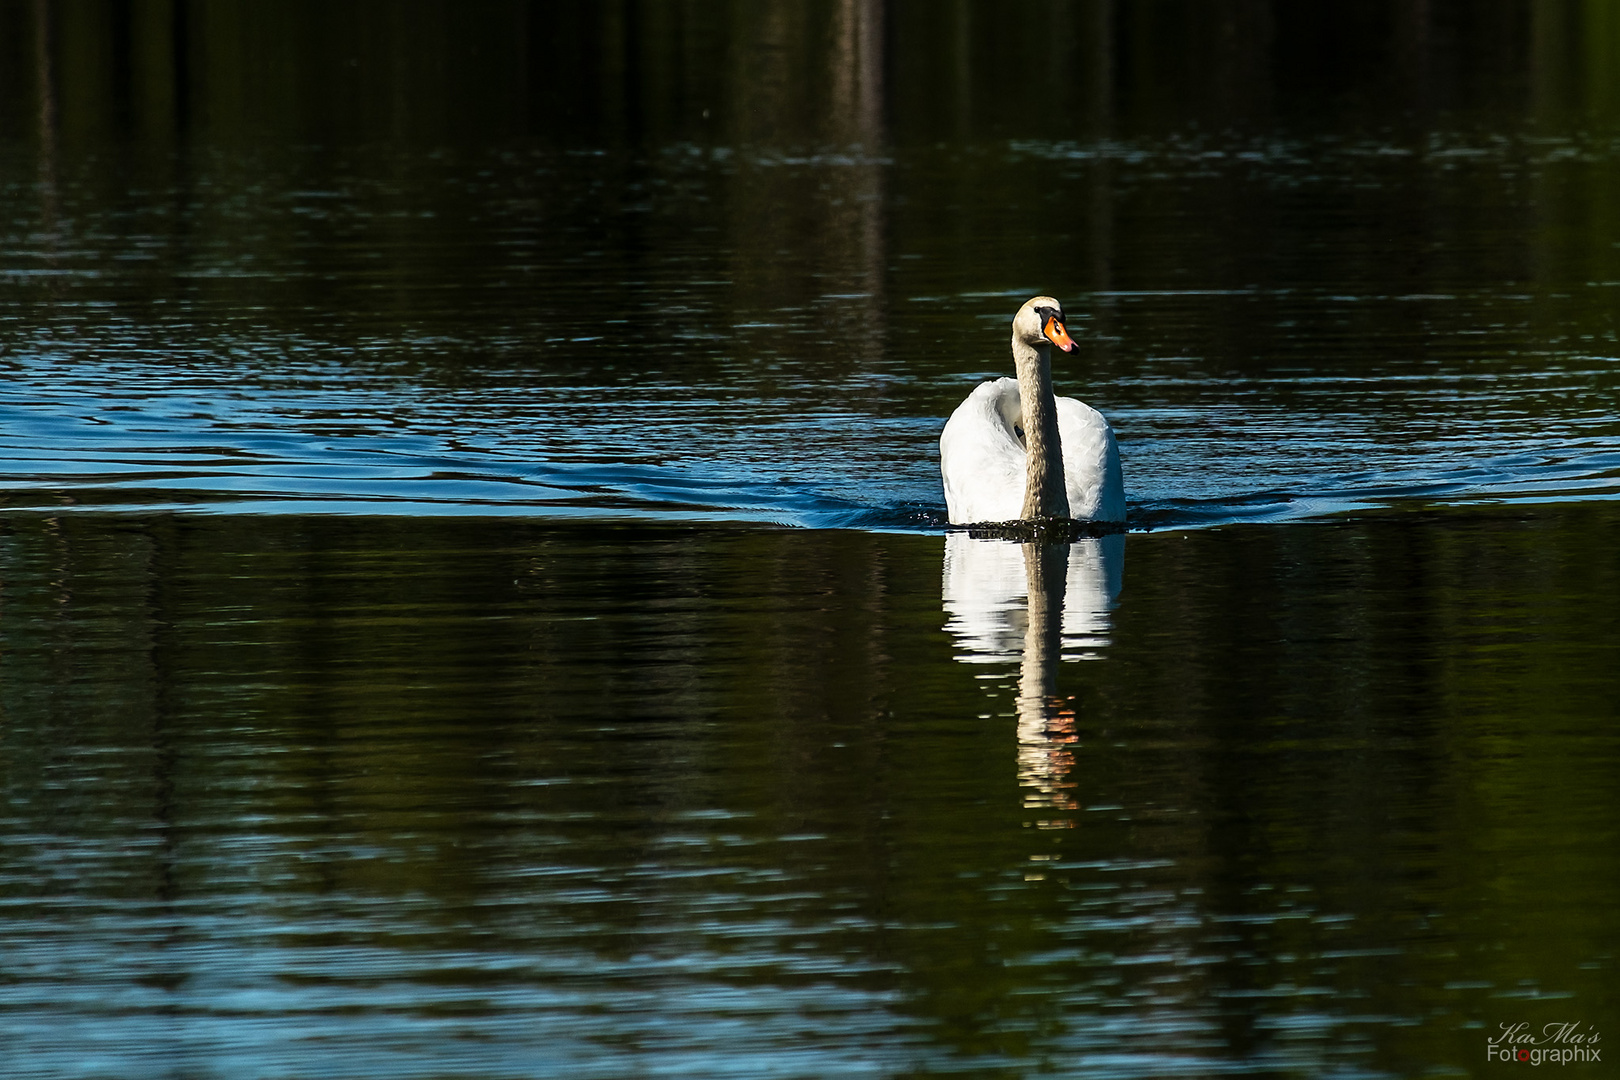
5 292 1619 529
6 134 1619 531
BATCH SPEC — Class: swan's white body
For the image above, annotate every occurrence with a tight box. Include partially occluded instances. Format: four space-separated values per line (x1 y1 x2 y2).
939 296 1124 525
940 378 1124 524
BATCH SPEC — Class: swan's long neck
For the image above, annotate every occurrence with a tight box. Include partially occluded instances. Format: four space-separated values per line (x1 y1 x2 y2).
1013 335 1070 520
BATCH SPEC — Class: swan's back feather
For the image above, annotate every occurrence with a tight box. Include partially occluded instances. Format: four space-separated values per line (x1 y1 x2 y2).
940 378 1026 524
1055 396 1125 523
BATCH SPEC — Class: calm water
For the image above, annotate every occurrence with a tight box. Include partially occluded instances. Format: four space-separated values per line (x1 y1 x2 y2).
2 3 1618 1077
1 510 1616 1078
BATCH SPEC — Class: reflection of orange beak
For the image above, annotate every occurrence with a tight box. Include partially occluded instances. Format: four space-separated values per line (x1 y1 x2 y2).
1043 316 1077 353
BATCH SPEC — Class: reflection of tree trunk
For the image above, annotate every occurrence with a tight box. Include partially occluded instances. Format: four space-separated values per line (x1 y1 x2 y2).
1529 0 1577 128
855 0 884 147
172 0 191 136
832 0 886 378
33 0 61 295
34 0 57 225
730 0 887 379
1527 2 1575 290
952 0 971 139
734 3 795 146
1017 542 1078 817
1082 0 1111 136
1394 0 1431 124
1082 0 1114 345
831 0 884 149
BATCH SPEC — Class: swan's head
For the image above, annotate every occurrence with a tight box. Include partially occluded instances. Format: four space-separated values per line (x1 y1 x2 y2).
1013 295 1078 353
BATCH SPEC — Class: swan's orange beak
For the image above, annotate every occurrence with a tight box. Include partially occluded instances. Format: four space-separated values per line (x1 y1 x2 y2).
1043 316 1077 353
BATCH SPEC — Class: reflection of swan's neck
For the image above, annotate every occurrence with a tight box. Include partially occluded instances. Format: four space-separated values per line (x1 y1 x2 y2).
1012 336 1069 520
1017 541 1075 815
1017 541 1067 706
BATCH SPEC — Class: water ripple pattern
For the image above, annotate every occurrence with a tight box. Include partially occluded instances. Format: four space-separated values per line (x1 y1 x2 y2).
3 133 1619 529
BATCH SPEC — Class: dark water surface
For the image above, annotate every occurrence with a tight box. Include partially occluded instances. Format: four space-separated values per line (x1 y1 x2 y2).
2 2 1619 1077
1 508 1616 1078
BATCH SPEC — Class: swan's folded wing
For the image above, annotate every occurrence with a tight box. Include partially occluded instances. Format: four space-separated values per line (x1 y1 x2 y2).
1055 397 1125 523
940 379 1026 524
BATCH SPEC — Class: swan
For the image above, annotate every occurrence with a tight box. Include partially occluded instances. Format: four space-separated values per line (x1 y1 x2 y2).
939 296 1124 525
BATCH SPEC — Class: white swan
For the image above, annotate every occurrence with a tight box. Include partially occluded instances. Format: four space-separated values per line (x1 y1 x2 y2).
940 296 1124 525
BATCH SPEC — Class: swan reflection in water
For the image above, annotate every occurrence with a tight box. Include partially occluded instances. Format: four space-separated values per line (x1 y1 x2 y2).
942 532 1125 822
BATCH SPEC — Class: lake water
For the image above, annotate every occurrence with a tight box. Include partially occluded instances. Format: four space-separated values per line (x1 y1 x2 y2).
1 3 1617 1078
